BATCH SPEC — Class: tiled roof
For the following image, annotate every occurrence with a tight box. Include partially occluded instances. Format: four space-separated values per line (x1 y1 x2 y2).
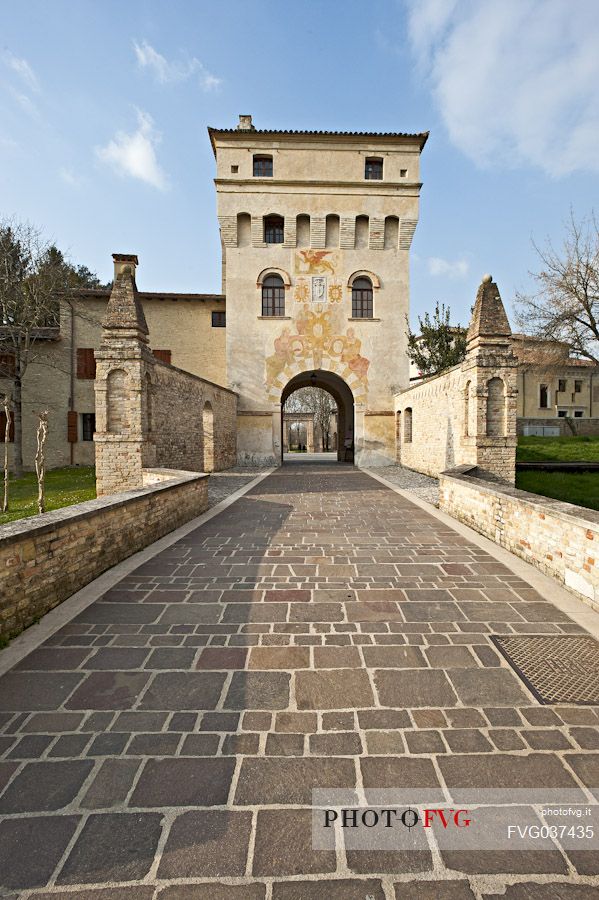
208 126 429 155
72 288 225 302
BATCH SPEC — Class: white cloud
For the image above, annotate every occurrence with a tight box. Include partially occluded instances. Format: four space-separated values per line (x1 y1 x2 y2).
8 86 41 120
2 51 39 92
96 110 168 190
407 0 599 175
59 167 85 188
133 39 221 91
427 256 469 279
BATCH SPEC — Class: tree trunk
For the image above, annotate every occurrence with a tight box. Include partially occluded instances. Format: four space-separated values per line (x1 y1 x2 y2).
35 411 48 515
12 378 23 478
2 397 10 512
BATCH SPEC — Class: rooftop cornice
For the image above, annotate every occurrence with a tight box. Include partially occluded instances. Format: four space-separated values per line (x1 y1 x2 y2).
208 127 429 157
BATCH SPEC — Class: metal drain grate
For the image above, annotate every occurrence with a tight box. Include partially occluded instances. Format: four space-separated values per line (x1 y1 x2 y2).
491 634 599 705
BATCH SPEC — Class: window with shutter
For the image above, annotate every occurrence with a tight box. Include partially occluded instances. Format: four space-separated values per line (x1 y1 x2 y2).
76 348 96 379
153 349 172 364
0 411 15 442
67 410 78 443
0 353 16 377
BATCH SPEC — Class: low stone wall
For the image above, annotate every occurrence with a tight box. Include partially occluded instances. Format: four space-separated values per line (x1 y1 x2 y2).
439 466 599 608
0 470 208 640
518 417 599 437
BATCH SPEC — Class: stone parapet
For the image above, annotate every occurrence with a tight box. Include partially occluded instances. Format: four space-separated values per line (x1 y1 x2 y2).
0 471 209 640
439 465 599 609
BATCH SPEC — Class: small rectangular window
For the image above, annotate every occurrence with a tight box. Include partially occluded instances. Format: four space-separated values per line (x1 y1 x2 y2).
400 169 407 177
212 311 226 327
231 165 239 173
365 157 383 180
557 410 567 417
574 380 582 393
253 155 273 177
539 384 549 408
81 413 95 441
574 410 584 418
558 379 566 392
76 348 96 379
153 349 172 365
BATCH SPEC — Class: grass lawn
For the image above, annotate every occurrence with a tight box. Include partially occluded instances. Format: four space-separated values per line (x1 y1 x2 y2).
0 466 96 526
516 470 599 512
517 435 599 463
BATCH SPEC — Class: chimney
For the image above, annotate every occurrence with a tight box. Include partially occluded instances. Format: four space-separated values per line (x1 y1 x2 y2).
237 114 255 131
112 253 139 280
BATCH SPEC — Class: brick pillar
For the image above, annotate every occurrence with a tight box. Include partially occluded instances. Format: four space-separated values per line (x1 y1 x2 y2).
94 254 156 496
461 275 518 484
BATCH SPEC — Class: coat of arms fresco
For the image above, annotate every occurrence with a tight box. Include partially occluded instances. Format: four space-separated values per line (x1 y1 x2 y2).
265 304 370 391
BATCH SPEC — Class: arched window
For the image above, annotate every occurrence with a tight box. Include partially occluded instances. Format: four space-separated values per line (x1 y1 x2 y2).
202 401 214 472
404 407 413 443
106 369 128 434
264 215 284 244
237 212 251 247
352 276 373 318
395 411 402 462
296 214 310 248
384 216 399 250
253 155 273 177
325 214 340 248
355 215 369 249
486 377 506 436
365 157 383 180
262 274 285 316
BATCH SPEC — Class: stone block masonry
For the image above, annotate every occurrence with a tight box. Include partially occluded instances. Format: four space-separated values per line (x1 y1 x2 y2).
440 466 599 608
0 470 208 640
395 276 518 484
94 254 237 496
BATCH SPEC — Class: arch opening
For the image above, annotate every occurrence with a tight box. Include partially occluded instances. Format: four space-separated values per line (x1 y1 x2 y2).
280 370 355 464
202 400 215 472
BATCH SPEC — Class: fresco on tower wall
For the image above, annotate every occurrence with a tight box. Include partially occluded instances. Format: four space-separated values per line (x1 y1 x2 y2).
266 246 370 402
265 304 370 391
294 249 339 275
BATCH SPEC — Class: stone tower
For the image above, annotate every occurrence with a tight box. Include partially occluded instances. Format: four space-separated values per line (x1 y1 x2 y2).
209 116 428 465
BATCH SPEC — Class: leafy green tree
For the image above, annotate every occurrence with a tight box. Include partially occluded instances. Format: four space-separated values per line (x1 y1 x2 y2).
406 302 467 378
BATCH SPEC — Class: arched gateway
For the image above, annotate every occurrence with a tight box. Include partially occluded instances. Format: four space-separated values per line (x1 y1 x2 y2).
209 116 428 467
281 370 354 463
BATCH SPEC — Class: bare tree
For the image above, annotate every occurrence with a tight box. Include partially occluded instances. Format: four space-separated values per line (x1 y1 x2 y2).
0 219 106 476
285 387 337 451
35 410 48 514
515 211 599 363
2 394 11 512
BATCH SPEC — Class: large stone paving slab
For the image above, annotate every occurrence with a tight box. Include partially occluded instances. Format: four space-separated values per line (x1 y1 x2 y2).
1 462 598 895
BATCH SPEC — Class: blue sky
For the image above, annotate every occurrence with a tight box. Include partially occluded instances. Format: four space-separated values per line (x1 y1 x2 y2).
1 0 598 327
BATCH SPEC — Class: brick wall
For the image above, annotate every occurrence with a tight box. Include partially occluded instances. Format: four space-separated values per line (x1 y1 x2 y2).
151 361 237 473
439 467 599 609
0 471 209 640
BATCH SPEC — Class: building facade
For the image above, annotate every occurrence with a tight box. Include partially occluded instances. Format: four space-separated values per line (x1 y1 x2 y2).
211 116 427 465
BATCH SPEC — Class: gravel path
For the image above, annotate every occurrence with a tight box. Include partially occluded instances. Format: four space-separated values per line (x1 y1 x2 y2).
207 466 270 508
369 464 440 506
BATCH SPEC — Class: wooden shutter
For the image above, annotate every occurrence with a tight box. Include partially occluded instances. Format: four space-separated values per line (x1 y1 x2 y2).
67 410 78 443
76 348 96 379
153 349 172 365
0 353 16 377
0 411 14 442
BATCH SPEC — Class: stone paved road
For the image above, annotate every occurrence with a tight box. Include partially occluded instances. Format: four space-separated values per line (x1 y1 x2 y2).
1 463 598 899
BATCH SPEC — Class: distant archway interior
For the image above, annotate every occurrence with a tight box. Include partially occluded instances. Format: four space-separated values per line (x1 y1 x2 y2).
280 370 355 464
